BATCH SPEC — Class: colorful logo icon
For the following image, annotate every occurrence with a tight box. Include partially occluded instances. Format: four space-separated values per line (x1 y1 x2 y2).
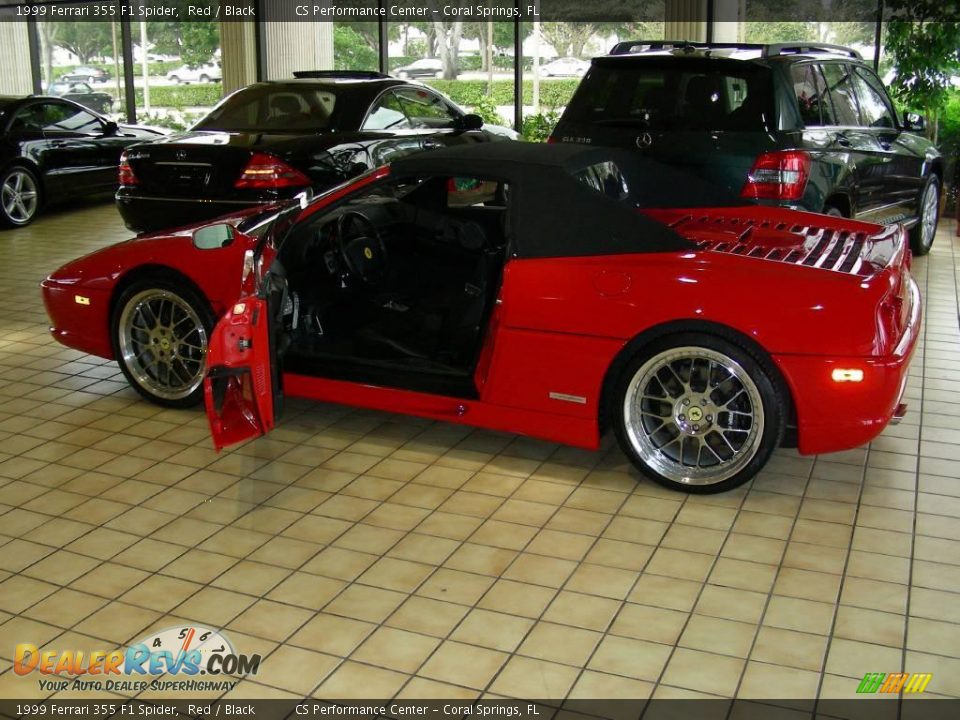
857 672 932 694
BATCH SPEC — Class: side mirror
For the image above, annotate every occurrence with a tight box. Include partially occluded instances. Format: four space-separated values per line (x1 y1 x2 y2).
102 120 119 136
455 113 484 132
193 223 234 249
903 111 925 133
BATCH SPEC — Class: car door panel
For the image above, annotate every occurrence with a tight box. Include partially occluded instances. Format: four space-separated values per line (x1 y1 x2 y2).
204 295 276 450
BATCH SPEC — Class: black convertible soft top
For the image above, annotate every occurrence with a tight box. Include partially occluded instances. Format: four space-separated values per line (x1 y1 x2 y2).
391 142 751 259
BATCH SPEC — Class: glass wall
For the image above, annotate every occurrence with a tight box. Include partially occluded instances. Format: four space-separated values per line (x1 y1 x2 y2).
386 17 516 132
37 3 127 121
520 15 666 141
134 17 223 130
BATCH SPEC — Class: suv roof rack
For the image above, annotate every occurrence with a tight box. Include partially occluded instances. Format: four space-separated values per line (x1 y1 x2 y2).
608 40 861 60
292 70 389 80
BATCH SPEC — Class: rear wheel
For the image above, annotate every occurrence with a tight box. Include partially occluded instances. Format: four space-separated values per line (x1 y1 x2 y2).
111 278 214 408
909 175 940 256
169 75 180 84
0 165 41 227
612 333 784 494
199 74 210 83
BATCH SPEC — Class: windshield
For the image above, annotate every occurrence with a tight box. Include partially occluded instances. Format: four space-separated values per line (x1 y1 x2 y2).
194 84 339 133
565 59 773 132
241 169 384 258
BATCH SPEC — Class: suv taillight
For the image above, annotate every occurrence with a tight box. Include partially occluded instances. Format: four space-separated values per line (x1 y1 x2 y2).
118 151 138 186
741 150 810 201
235 152 310 190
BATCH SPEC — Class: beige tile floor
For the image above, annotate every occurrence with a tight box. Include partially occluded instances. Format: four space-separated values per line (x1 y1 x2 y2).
0 199 958 704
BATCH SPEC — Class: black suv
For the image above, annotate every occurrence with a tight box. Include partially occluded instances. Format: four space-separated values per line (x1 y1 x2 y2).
551 41 943 254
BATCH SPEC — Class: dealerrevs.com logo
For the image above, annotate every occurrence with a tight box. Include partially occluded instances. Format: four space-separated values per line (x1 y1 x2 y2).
14 626 261 693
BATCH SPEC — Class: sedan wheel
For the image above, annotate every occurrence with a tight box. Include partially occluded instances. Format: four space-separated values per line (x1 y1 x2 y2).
909 176 940 256
0 166 40 227
614 335 783 493
113 281 213 407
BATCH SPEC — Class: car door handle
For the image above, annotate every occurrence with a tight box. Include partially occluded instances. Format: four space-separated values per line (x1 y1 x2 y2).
422 138 442 149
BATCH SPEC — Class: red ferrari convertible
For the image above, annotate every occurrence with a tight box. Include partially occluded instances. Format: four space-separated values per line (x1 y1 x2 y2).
42 143 920 493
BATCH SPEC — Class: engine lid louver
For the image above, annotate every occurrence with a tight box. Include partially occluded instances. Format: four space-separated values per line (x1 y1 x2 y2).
667 213 874 277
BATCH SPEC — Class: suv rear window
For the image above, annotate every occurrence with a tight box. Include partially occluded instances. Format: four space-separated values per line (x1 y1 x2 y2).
564 59 773 132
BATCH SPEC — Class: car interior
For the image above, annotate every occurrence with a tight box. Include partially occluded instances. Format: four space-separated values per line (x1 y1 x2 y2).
273 174 510 398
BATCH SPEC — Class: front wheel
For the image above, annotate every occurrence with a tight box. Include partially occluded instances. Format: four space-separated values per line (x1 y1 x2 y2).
0 165 41 228
909 175 940 256
111 278 214 408
612 333 784 494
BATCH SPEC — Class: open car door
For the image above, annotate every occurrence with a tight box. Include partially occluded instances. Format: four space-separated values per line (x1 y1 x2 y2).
204 271 286 451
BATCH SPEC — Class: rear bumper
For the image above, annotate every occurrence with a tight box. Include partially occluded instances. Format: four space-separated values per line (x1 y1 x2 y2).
775 277 921 456
116 191 282 234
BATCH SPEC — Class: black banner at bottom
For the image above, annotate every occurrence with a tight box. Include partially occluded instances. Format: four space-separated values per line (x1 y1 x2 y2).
1 699 960 720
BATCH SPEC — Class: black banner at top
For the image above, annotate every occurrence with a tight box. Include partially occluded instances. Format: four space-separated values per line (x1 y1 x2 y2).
0 0 958 23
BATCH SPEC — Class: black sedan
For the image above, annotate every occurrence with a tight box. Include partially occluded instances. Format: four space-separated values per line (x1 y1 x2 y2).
0 95 164 227
116 71 517 233
46 81 114 115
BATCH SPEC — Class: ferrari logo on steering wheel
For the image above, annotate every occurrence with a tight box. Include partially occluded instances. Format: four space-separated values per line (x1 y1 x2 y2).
363 247 373 260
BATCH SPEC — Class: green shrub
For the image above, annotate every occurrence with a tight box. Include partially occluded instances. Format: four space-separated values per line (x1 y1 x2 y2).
521 109 561 142
132 84 222 110
425 79 579 109
471 95 504 126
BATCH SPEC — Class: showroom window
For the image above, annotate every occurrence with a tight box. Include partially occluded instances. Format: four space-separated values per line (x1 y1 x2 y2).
37 3 128 121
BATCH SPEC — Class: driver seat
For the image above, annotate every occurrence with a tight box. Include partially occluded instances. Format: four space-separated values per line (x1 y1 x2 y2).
354 220 493 366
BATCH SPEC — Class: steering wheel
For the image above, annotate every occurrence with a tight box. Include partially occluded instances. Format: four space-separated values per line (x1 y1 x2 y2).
335 210 388 286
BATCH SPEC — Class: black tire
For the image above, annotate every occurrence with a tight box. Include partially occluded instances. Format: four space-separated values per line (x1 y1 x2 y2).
199 74 210 83
111 276 215 409
0 164 42 228
611 332 785 494
169 75 180 84
909 175 940 256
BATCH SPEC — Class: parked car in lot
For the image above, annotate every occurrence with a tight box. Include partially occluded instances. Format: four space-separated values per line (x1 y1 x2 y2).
166 61 222 84
539 57 590 77
60 66 110 84
0 95 163 227
552 41 943 254
44 143 920 493
46 81 113 115
393 58 444 80
116 71 516 233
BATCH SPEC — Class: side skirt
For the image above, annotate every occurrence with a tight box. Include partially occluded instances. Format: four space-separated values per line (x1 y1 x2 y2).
283 372 601 450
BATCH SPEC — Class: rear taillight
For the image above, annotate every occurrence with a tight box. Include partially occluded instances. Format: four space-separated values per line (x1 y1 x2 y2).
234 152 310 190
118 151 138 186
546 136 557 144
741 150 810 201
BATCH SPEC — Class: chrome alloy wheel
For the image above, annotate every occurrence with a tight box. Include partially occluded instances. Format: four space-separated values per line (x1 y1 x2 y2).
920 181 939 249
117 289 208 401
1 169 39 224
623 347 764 486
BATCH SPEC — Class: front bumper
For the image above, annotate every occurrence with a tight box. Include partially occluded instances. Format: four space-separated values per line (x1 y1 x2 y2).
41 280 114 360
775 277 921 456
